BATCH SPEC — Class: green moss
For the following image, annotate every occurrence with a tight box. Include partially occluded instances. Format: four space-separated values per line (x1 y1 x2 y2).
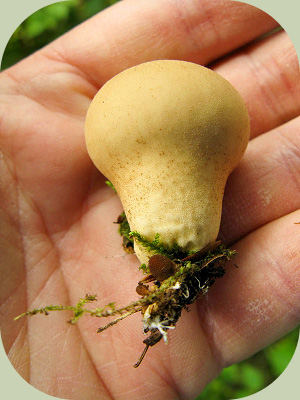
139 263 149 273
115 212 135 253
116 212 192 258
129 231 191 259
105 180 116 192
14 294 99 323
15 243 234 324
14 209 237 369
117 212 131 239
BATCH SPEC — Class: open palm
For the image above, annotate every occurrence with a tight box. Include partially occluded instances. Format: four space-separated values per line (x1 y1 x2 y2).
1 1 299 399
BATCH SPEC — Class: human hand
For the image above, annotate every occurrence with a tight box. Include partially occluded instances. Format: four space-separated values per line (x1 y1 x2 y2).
1 0 299 399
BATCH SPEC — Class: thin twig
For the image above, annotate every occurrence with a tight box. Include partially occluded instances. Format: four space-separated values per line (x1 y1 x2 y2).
97 309 140 333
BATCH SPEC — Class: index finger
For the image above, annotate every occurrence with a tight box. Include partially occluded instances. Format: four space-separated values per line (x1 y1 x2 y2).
45 0 278 85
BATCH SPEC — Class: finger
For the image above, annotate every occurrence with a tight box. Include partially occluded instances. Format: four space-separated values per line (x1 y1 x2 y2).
219 116 300 245
45 0 278 85
213 30 300 139
2 0 278 118
199 209 300 367
16 275 111 399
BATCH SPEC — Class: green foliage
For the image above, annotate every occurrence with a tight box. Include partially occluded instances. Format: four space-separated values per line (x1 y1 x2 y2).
22 2 74 39
264 328 299 376
1 0 120 70
197 328 299 400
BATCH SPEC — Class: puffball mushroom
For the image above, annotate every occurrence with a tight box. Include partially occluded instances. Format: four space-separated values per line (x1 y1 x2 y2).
85 60 250 264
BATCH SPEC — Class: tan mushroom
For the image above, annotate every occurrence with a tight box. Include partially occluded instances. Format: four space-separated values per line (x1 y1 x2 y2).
85 60 250 264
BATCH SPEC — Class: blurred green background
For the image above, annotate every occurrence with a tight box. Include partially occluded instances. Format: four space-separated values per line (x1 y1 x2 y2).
1 1 299 399
1 0 119 70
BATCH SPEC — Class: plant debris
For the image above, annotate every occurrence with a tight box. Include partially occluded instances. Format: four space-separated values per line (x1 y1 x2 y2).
15 212 236 368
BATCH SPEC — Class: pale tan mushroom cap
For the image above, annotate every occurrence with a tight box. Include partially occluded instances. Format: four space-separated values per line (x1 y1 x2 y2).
85 60 250 263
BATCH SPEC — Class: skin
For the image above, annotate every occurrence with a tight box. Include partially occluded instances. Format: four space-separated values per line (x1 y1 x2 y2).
0 0 299 399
